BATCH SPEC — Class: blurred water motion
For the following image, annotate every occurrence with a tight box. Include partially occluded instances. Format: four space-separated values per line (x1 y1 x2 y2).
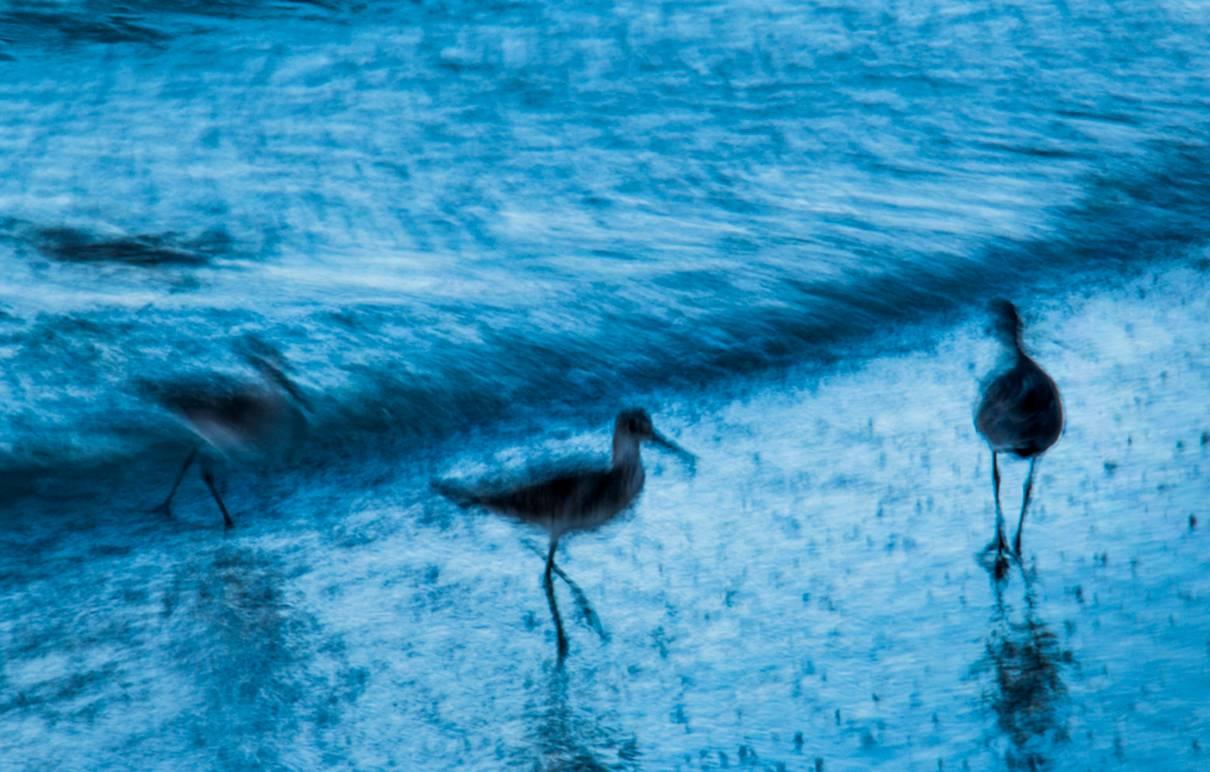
0 1 1208 768
1 0 1208 480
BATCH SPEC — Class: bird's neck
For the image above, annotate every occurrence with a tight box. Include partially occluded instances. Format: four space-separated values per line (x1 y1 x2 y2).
999 336 1026 369
612 433 642 469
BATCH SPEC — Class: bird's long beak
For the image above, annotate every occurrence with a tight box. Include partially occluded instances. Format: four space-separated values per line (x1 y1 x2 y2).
650 430 696 464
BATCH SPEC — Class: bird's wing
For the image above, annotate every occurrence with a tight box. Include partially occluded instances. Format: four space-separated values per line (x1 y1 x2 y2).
481 468 613 519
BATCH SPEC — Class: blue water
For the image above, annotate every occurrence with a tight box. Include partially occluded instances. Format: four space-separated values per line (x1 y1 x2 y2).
1 0 1208 476
1 1 1208 769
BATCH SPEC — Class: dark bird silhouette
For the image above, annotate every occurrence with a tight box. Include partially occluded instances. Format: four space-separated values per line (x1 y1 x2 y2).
975 300 1063 574
144 340 311 528
436 408 694 660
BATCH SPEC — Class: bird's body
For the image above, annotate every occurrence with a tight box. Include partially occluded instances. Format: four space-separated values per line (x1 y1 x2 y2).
471 433 649 540
156 375 307 461
976 354 1063 459
437 408 692 660
147 344 310 528
975 300 1063 573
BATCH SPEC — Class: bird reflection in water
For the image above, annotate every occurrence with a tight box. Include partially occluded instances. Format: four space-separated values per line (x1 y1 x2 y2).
161 545 359 765
974 573 1072 770
161 546 304 762
519 666 640 771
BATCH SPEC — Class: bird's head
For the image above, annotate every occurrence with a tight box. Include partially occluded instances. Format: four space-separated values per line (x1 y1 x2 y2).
614 408 695 464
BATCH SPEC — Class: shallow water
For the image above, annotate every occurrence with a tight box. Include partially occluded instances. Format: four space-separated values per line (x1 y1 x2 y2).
1 1 1208 769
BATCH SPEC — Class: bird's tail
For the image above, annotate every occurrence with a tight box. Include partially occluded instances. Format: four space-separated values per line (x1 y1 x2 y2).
431 478 483 508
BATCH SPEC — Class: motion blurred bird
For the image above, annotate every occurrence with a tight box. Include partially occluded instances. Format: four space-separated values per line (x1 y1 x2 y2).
436 408 694 659
975 300 1063 574
145 339 312 529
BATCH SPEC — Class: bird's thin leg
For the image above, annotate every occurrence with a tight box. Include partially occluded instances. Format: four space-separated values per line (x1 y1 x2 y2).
523 541 607 641
544 538 569 661
992 452 1008 553
200 463 235 530
151 446 198 515
991 451 1009 579
551 561 608 642
1013 457 1038 556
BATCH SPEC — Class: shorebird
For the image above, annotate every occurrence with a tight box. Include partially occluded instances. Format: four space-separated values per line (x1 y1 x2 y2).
975 300 1063 573
145 340 312 529
436 408 694 660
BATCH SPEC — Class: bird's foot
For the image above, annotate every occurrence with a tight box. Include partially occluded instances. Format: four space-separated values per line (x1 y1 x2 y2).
993 554 1010 581
149 501 174 518
978 538 1012 581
